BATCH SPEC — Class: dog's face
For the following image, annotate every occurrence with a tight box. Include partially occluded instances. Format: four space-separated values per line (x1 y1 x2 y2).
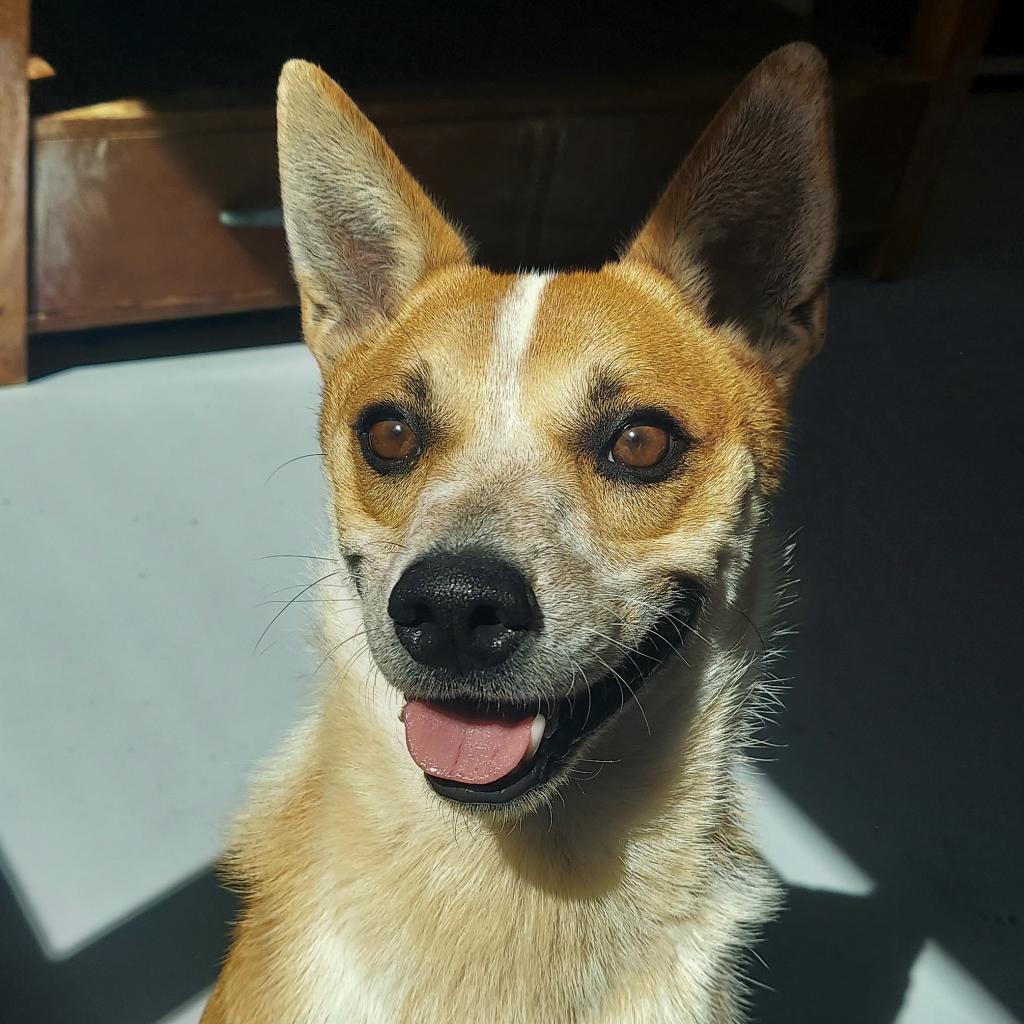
277 45 835 813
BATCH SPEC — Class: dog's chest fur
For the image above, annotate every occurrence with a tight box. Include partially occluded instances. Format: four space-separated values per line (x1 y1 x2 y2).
205 624 779 1024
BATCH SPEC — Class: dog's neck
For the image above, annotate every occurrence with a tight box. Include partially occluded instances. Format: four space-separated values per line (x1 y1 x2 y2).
222 531 780 1023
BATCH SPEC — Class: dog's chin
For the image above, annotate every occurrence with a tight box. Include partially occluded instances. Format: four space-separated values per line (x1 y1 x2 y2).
396 600 701 817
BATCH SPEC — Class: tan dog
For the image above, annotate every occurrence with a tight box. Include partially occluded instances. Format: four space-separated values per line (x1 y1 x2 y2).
204 42 836 1024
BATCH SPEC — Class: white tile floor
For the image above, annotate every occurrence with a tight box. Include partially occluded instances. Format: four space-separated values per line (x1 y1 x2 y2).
0 345 325 960
2 340 1019 1023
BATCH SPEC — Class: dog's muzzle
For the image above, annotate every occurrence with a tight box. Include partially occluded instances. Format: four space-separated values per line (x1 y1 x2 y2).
385 554 704 809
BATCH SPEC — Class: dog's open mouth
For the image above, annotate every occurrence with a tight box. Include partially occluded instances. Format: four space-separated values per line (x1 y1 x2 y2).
400 600 699 806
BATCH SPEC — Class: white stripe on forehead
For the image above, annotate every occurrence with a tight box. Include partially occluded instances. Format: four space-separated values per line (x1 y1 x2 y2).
412 271 553 526
488 272 553 430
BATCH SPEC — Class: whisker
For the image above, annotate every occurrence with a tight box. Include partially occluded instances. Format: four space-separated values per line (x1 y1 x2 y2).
261 580 350 600
566 765 605 784
374 539 411 552
575 623 663 666
252 569 343 655
734 606 767 657
259 553 341 563
625 595 712 647
591 652 651 736
314 628 370 678
335 638 372 686
265 452 324 483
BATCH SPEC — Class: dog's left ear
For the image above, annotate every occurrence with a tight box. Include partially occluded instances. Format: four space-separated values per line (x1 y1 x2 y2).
625 43 836 392
277 60 472 374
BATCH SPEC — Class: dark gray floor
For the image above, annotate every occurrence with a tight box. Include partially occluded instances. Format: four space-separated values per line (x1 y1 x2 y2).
1 89 1021 1024
753 90 1024 1021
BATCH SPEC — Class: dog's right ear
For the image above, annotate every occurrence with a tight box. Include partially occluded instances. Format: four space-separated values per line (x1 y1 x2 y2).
277 61 471 374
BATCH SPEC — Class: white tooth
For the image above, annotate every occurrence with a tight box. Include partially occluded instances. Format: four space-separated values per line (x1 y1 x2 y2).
527 714 546 760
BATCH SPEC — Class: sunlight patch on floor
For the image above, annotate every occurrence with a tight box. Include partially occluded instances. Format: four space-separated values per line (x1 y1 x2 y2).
0 344 324 957
158 989 211 1024
745 769 876 897
896 941 1020 1024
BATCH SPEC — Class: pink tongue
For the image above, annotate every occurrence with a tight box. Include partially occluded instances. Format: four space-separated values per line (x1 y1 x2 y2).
402 700 534 785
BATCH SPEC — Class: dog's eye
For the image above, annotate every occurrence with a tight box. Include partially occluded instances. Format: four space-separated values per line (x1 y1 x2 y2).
367 418 419 461
608 424 671 469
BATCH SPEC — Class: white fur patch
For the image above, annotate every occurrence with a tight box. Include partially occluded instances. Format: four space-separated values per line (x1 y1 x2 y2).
487 272 552 444
413 271 552 519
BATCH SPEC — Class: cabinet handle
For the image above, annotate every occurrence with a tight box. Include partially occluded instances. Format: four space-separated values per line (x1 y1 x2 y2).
218 207 283 228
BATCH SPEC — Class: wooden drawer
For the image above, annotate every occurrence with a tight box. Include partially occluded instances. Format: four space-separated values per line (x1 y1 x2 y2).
30 104 295 333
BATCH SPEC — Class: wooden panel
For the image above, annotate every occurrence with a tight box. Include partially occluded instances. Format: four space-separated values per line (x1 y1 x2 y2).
0 0 29 382
834 76 930 240
539 108 717 268
387 118 546 270
872 0 997 278
31 127 296 332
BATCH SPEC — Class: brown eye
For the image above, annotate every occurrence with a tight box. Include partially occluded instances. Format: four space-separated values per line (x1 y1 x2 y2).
367 418 419 461
609 423 671 469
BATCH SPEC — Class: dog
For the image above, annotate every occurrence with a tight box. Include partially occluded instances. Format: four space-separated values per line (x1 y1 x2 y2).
202 42 836 1024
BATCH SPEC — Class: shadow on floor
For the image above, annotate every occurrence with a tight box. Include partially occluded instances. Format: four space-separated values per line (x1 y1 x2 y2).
27 308 301 381
750 887 922 1024
748 89 1024 1019
0 865 235 1024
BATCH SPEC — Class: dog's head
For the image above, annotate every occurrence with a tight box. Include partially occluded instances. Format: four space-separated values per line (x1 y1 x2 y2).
277 44 835 814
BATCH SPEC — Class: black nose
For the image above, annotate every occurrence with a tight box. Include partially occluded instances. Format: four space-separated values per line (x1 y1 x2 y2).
387 552 540 673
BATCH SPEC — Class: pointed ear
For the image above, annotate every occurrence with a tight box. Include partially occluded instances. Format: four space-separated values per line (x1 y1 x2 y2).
625 43 837 391
277 60 471 374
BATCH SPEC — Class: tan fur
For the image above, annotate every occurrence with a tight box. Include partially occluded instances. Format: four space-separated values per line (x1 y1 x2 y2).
204 43 836 1024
